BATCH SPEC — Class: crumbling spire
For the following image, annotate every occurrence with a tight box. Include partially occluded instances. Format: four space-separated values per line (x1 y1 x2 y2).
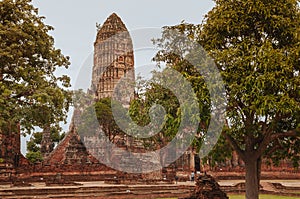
92 13 135 101
40 125 53 159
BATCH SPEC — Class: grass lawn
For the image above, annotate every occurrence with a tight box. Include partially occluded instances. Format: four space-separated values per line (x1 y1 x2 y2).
228 194 300 199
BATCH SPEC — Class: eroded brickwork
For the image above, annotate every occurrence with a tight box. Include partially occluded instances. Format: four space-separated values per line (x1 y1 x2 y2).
92 13 135 102
44 126 98 165
0 124 29 181
37 13 141 180
40 125 53 159
29 13 194 179
184 174 229 199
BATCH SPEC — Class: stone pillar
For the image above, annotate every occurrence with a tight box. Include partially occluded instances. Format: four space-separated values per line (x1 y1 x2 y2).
0 123 21 181
0 123 21 166
189 151 195 172
41 125 53 159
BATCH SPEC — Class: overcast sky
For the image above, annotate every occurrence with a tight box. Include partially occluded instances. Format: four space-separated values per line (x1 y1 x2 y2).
31 0 214 86
21 0 215 154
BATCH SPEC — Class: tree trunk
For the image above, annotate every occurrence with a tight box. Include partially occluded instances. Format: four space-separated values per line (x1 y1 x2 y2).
245 157 260 199
257 157 262 191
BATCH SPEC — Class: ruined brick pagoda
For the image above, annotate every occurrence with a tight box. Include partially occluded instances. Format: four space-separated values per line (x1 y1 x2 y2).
42 12 195 178
0 13 196 183
91 13 135 101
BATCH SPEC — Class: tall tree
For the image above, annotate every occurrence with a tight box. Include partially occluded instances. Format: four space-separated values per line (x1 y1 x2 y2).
153 0 300 198
129 80 181 150
76 97 126 142
0 0 71 162
95 98 125 142
200 1 300 198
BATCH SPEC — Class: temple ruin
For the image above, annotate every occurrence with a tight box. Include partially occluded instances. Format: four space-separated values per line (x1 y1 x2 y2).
0 13 298 187
92 13 135 101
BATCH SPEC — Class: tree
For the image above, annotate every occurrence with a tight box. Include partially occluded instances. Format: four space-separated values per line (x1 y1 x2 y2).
200 1 300 198
153 0 300 198
95 98 125 141
25 151 43 164
153 24 218 152
128 80 181 150
201 135 233 170
76 97 126 142
0 0 71 162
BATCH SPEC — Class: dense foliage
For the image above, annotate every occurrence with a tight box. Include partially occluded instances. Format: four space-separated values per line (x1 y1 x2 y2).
153 0 300 198
0 0 72 137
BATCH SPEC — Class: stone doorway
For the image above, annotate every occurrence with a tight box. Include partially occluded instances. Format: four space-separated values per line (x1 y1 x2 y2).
194 154 200 172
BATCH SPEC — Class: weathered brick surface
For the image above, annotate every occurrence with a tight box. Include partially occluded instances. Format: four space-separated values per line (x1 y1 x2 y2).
183 174 228 199
40 125 53 159
44 126 99 165
92 13 135 101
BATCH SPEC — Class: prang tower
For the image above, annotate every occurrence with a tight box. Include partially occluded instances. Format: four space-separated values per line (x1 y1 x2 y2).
92 13 135 100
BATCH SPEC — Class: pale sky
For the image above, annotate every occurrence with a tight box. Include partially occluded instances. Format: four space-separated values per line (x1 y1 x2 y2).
21 0 215 155
32 0 214 87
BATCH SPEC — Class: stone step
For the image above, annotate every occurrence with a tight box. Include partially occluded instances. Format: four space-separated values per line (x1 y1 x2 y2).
0 184 194 199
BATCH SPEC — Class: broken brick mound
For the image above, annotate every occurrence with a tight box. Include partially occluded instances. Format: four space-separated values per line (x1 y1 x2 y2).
184 174 228 199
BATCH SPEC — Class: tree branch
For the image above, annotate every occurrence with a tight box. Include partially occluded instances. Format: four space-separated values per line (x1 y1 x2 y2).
271 128 300 141
255 127 300 159
266 140 283 156
222 131 245 160
254 127 273 159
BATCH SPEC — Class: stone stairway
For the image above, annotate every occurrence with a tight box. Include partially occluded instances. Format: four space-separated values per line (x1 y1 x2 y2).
0 183 194 199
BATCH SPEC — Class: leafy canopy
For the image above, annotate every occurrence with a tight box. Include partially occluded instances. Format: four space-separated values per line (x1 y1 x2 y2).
152 1 300 198
0 0 72 134
199 0 300 164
